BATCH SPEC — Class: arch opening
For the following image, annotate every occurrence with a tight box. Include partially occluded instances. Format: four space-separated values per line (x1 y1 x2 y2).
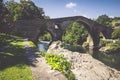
49 17 113 50
36 30 52 43
62 22 89 46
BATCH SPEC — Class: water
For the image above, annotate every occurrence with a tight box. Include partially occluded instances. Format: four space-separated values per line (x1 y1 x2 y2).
38 42 120 71
37 41 50 52
64 45 120 70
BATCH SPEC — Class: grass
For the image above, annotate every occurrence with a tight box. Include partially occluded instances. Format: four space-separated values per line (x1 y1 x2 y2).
0 64 33 80
0 33 33 80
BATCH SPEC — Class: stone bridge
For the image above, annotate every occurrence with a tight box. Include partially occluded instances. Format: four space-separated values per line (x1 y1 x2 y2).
14 16 113 49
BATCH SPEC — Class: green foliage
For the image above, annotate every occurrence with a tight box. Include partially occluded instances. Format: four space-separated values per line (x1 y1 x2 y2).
115 23 120 26
100 39 120 53
96 14 112 27
40 32 51 41
39 52 76 80
28 41 39 51
100 39 113 47
0 33 23 47
0 64 33 80
63 22 88 45
45 53 71 71
106 41 120 53
0 33 33 80
0 0 12 28
112 28 120 39
45 53 75 80
5 0 44 21
40 51 46 57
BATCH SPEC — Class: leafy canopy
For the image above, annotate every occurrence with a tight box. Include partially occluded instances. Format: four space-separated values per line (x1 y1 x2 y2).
5 0 44 21
63 22 88 45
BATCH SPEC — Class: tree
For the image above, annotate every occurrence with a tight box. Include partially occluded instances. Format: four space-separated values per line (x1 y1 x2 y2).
0 0 3 24
0 0 14 34
63 22 88 45
40 32 51 41
5 0 45 21
96 14 112 27
112 28 120 39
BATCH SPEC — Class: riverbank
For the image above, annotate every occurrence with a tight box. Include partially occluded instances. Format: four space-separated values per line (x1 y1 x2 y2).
47 41 120 80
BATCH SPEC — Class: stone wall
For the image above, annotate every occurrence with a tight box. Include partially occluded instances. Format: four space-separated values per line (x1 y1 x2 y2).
14 19 43 42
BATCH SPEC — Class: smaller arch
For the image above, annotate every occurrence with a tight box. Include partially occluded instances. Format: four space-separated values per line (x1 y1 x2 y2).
36 30 52 43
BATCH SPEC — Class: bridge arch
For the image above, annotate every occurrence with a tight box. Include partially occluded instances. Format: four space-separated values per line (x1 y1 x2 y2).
47 16 113 50
13 16 113 50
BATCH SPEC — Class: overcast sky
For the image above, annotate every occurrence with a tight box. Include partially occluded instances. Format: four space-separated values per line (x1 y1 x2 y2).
6 0 120 19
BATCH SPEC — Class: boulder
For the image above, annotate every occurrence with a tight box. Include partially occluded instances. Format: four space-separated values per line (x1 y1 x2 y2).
47 41 120 80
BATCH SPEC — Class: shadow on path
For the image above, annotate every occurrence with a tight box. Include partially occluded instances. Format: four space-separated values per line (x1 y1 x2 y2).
24 41 67 80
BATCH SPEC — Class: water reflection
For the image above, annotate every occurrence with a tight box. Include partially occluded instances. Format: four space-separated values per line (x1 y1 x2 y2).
64 45 120 71
64 45 87 53
92 50 120 70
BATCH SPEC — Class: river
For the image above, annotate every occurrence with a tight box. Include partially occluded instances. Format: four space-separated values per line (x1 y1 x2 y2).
38 41 120 71
37 41 50 51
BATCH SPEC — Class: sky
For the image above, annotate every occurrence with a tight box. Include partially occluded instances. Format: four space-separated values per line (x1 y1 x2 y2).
5 0 120 19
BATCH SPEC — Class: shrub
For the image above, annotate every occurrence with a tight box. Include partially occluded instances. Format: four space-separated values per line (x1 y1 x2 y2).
115 23 120 26
106 41 120 53
100 39 113 47
45 53 71 71
40 32 51 41
112 28 120 39
63 22 88 45
39 52 76 80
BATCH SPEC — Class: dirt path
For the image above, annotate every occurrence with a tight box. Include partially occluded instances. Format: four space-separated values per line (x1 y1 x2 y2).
24 40 67 80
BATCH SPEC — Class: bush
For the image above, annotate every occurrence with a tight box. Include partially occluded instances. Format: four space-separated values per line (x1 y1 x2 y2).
112 28 120 39
115 23 120 26
39 52 76 80
63 22 88 45
40 32 51 41
100 39 113 47
100 39 120 53
45 53 71 71
106 41 120 53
